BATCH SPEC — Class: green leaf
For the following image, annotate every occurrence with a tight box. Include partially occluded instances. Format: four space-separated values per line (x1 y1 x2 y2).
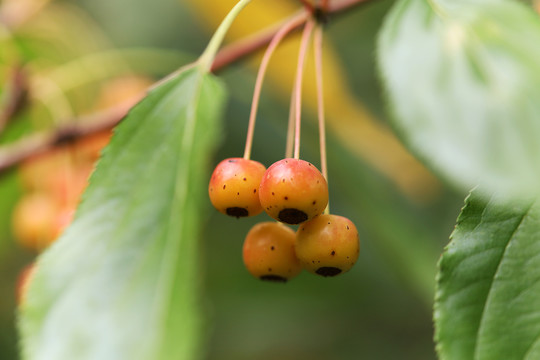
378 0 540 198
434 190 540 360
18 65 226 360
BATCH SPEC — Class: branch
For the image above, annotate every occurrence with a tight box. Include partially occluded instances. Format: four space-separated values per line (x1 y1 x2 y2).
0 0 371 174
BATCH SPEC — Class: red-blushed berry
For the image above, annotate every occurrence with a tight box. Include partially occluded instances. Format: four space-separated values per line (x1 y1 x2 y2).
16 263 36 306
295 214 359 277
209 158 266 218
243 222 302 282
259 158 328 224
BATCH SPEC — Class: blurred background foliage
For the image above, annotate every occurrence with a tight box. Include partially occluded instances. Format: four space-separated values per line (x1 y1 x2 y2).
0 0 472 359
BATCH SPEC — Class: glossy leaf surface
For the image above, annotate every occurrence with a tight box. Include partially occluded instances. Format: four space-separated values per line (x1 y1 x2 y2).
435 191 540 359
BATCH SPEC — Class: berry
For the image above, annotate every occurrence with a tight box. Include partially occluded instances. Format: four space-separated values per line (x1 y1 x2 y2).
295 214 359 277
259 158 328 224
75 130 112 162
12 192 60 251
209 158 266 218
243 222 302 282
52 206 76 239
16 263 36 306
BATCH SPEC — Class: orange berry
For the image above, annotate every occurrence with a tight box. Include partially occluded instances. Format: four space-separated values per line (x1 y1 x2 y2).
243 222 302 282
74 130 112 162
209 158 266 218
295 214 360 277
12 192 60 251
52 206 76 239
18 146 73 192
16 263 36 306
259 158 328 224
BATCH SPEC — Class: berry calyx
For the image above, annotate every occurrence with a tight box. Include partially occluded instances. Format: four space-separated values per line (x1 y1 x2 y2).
259 158 328 224
209 158 266 218
295 214 359 277
242 222 302 282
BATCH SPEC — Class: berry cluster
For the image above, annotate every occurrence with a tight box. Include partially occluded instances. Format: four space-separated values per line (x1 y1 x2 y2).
11 75 151 304
13 132 110 252
209 5 359 283
12 132 111 302
209 158 359 282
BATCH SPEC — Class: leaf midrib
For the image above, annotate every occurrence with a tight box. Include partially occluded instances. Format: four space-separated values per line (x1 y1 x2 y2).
472 201 534 360
151 68 206 358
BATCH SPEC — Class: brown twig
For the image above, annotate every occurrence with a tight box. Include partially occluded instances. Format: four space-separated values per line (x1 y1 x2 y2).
0 102 132 172
0 0 371 174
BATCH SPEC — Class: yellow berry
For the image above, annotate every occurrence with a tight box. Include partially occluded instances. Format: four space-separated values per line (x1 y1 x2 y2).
209 158 266 218
295 214 359 277
243 222 302 282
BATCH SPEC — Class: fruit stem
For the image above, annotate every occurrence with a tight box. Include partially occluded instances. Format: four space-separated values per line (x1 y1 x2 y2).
198 0 254 73
314 25 330 215
285 88 296 159
293 19 316 160
298 0 315 12
322 0 330 11
243 15 303 160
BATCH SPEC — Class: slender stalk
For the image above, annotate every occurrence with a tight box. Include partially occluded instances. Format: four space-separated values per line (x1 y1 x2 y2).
293 20 315 160
298 0 314 12
212 12 308 72
314 25 329 214
243 16 302 160
0 0 371 173
285 87 296 159
198 0 254 73
322 0 330 11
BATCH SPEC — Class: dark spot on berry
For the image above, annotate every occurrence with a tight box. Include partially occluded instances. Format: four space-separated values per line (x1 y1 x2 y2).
260 275 287 283
282 179 285 183
278 208 308 224
223 185 226 189
328 222 331 224
237 192 240 195
271 246 275 251
346 256 350 259
228 159 237 163
331 251 335 256
285 160 289 163
317 180 320 184
284 196 288 200
312 260 315 264
268 268 272 272
312 200 316 205
308 163 312 166
272 192 275 196
254 189 257 193
316 267 342 277
226 207 248 218
243 178 247 181
346 226 350 230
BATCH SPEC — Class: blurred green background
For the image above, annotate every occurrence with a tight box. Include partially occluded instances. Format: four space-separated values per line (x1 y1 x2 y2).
0 0 467 359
